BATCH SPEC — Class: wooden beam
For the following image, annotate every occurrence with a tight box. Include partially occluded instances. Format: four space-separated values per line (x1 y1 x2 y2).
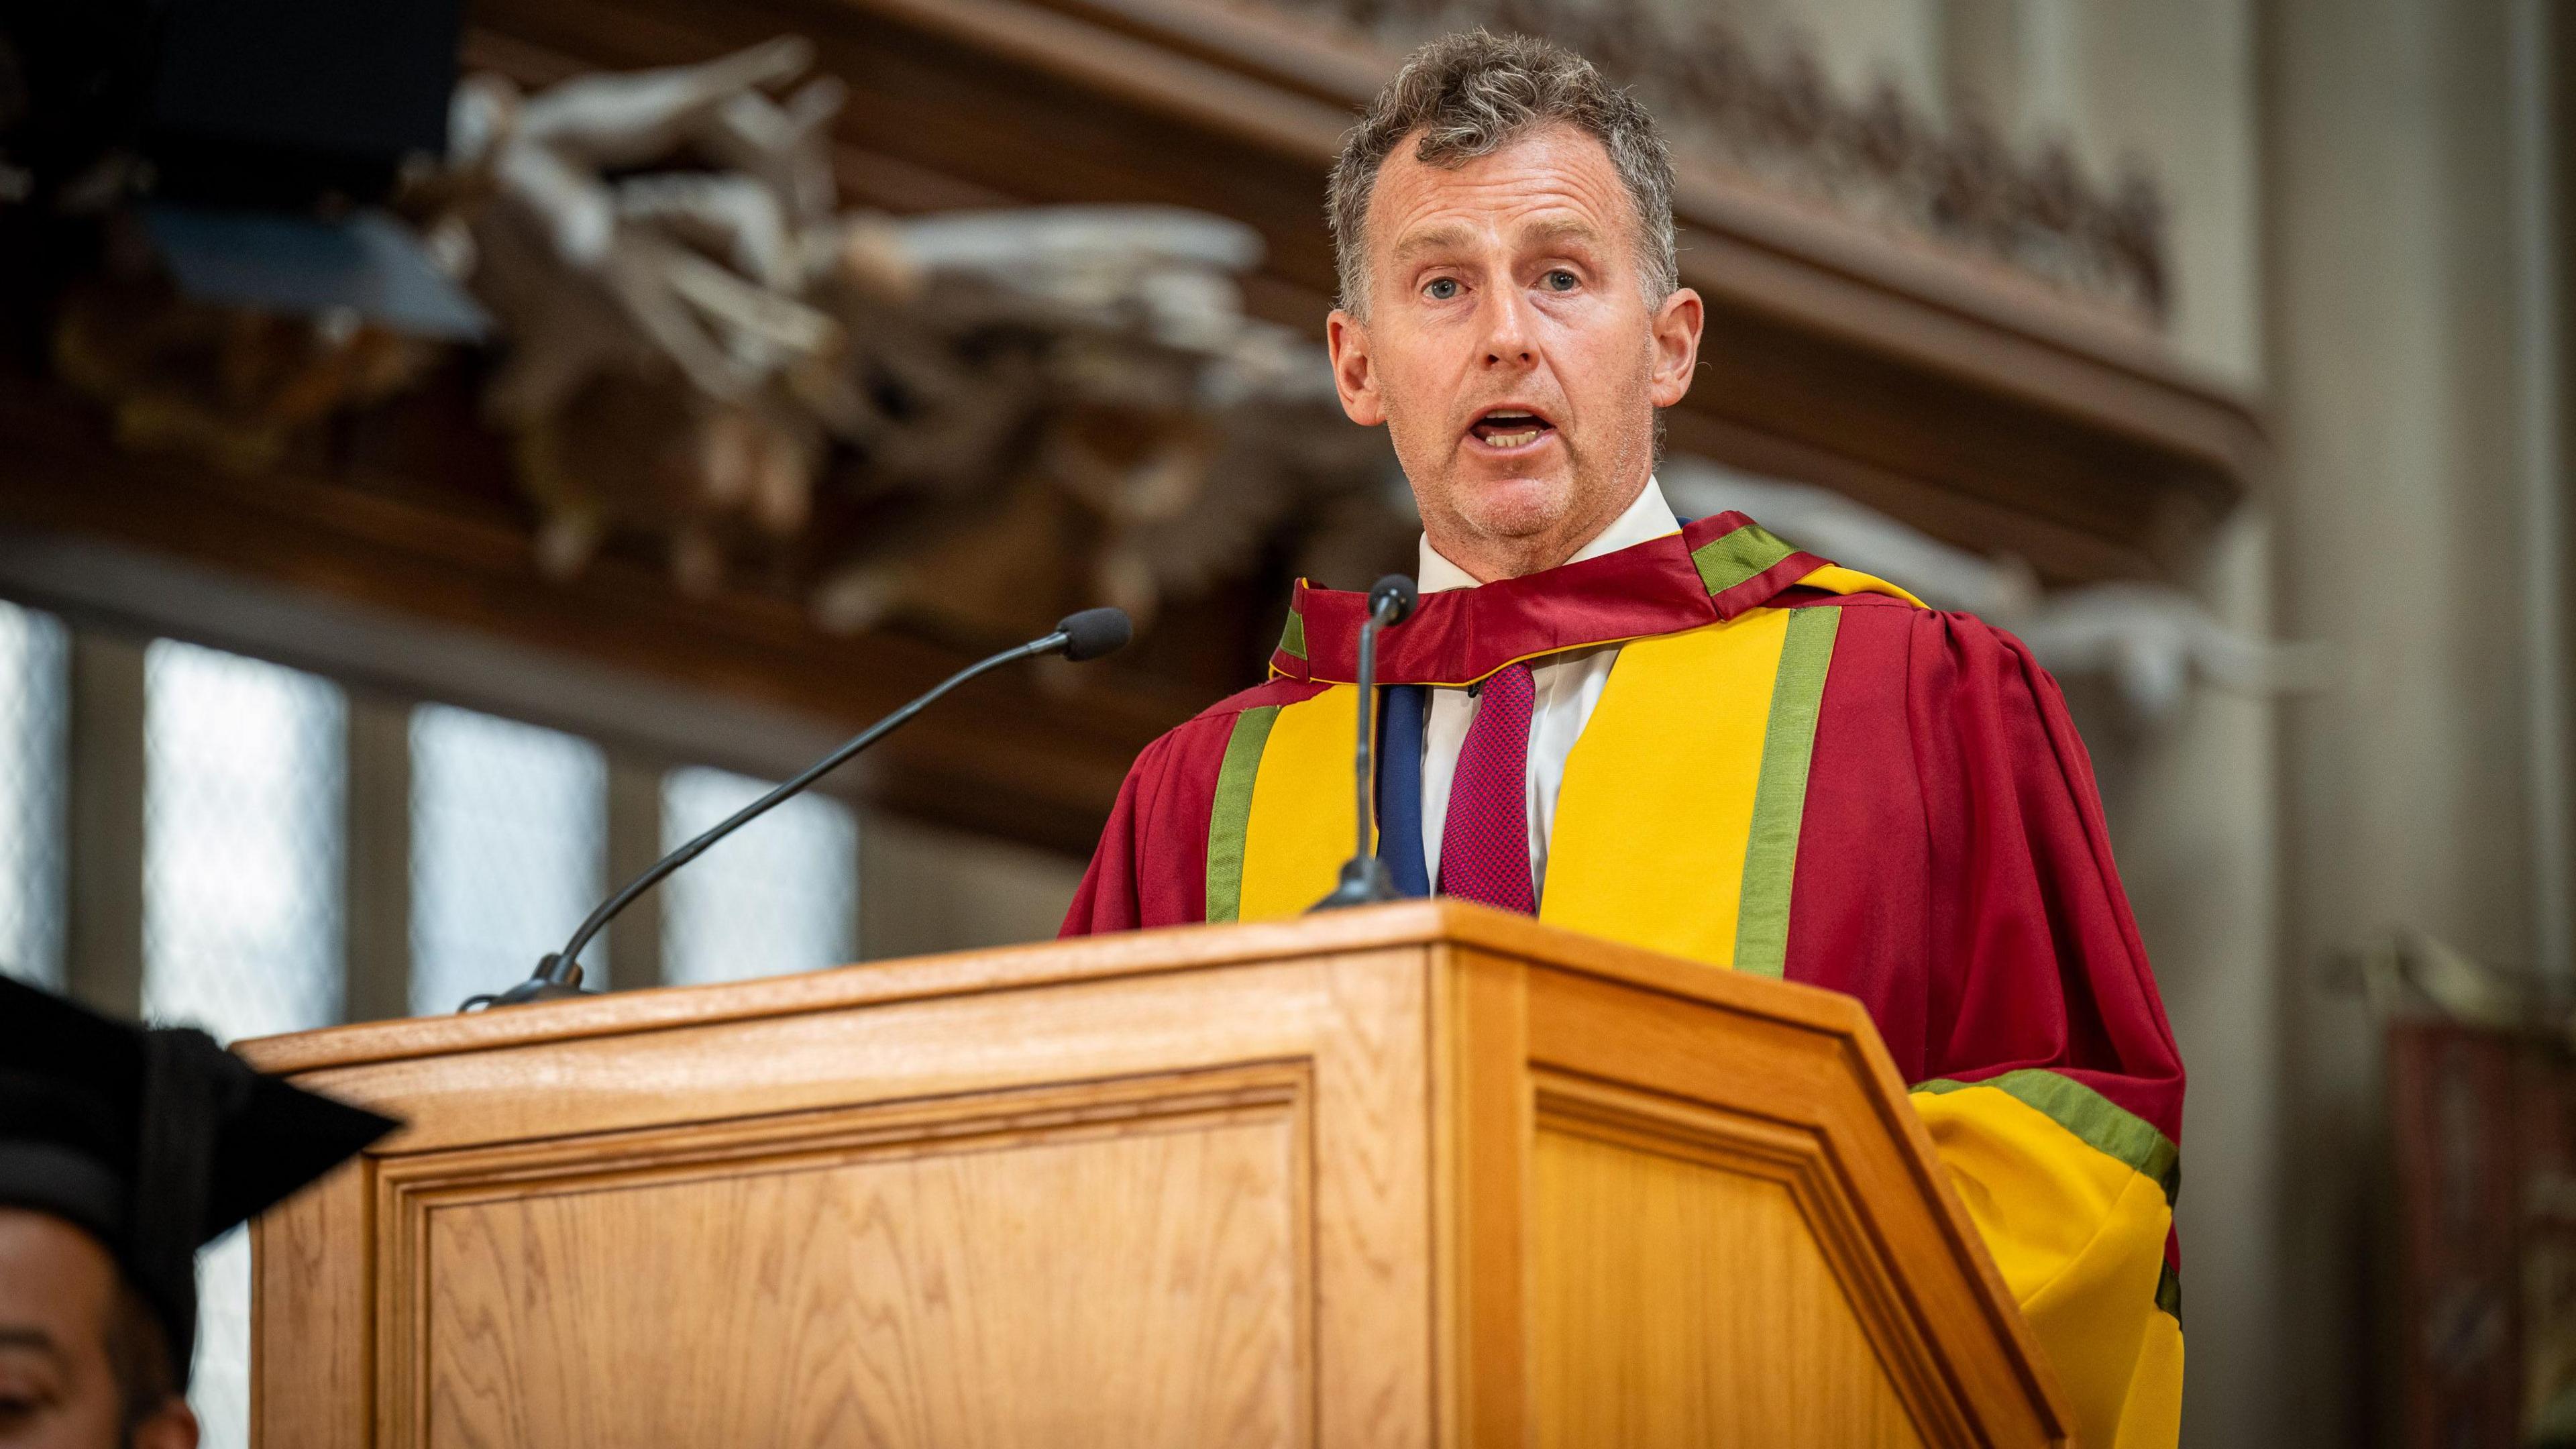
64 629 146 1016
343 692 416 1023
604 754 667 990
0 378 1173 857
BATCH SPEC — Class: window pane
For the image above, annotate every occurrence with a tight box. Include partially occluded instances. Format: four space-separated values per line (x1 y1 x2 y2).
141 639 345 1449
661 767 856 986
409 704 607 1012
142 640 345 1038
192 1230 254 1449
0 601 66 989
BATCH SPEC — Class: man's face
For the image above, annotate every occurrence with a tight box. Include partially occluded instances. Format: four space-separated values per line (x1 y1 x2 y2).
1327 123 1703 580
0 1210 193 1449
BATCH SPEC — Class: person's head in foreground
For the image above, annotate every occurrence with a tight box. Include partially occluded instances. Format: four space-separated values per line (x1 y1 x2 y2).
0 979 394 1449
1325 28 1702 583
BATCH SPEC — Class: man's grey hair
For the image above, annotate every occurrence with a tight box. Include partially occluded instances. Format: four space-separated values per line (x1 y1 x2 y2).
1327 30 1679 319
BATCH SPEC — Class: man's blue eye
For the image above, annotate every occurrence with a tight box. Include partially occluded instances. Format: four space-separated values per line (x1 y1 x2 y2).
1425 278 1460 301
1545 270 1578 291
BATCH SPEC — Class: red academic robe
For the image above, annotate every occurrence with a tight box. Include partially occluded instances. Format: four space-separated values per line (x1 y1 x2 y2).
1061 511 2186 1446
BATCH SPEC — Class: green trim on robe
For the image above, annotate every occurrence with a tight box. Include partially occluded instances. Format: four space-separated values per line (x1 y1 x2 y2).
1688 521 1799 595
1916 1069 2182 1206
1731 606 1842 976
1205 705 1280 922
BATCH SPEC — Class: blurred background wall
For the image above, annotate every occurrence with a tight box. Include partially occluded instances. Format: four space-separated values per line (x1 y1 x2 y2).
1 0 2568 1444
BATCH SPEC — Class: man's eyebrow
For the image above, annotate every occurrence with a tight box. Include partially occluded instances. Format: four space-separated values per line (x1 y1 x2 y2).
0 1326 60 1356
1389 223 1477 266
1519 217 1609 252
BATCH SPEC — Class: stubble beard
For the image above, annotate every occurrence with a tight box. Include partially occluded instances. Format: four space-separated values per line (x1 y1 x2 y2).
1394 394 1658 580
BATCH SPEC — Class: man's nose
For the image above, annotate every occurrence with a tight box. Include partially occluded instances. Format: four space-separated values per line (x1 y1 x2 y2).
1479 288 1536 367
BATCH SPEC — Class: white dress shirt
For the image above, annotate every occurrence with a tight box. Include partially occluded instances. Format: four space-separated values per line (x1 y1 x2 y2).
1419 476 1682 897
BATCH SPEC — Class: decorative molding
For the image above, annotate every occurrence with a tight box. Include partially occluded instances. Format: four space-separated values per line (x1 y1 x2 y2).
1261 0 2169 322
1534 1071 1978 1447
373 1065 1315 1448
248 905 2067 1446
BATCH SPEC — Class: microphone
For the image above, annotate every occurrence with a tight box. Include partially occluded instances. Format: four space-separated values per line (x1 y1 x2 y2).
1310 574 1417 912
464 608 1134 1009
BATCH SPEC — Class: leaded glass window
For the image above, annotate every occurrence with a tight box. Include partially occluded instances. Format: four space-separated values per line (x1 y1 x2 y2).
140 640 347 1449
142 640 345 1038
661 766 857 985
408 704 608 1012
0 600 66 989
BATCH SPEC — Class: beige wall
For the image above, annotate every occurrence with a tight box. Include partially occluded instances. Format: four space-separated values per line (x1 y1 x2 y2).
1770 0 2291 1438
2078 511 2286 1447
2058 0 2265 387
1765 0 2553 1442
2000 0 2561 1443
858 812 1086 961
2263 0 2559 1442
2039 3 2285 1444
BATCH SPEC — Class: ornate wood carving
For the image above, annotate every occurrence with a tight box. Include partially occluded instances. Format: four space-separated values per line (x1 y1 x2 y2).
1269 0 2169 323
473 0 2257 579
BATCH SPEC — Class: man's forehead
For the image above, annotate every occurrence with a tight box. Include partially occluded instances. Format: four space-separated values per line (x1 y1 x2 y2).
1369 123 1633 256
0 1207 121 1326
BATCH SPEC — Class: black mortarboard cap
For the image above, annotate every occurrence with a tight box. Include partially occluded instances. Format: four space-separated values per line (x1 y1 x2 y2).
0 978 398 1384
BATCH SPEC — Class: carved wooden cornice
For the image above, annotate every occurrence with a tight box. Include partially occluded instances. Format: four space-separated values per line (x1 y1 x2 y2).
1266 0 2169 324
706 0 2262 577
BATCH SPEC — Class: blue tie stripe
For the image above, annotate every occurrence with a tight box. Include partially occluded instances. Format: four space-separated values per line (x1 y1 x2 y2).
1375 684 1431 897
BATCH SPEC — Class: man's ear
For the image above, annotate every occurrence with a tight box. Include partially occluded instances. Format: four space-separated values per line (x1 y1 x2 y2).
130 1397 199 1449
1326 309 1386 427
1646 284 1705 409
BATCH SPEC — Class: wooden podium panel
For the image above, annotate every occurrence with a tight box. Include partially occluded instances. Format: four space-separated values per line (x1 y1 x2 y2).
239 902 2068 1448
409 1068 1308 1445
1531 1120 1919 1447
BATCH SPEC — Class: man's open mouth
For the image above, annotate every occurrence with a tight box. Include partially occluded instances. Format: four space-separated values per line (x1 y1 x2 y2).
1470 409 1555 450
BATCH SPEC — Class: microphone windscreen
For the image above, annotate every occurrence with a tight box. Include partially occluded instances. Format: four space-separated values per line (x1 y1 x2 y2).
1369 574 1419 625
1055 608 1134 661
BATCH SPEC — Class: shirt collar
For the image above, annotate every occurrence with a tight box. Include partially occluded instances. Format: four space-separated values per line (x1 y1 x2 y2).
1278 508 1841 686
1415 475 1682 594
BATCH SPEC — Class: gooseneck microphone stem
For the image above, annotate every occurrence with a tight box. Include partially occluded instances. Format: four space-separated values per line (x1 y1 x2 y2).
1310 575 1417 912
566 641 1040 978
1351 617 1381 867
466 608 1131 1010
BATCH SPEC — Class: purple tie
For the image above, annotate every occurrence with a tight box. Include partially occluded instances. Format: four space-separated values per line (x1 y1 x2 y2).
1439 661 1536 914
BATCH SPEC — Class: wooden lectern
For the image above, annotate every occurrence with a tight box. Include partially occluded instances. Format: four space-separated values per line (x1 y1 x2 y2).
239 901 2068 1448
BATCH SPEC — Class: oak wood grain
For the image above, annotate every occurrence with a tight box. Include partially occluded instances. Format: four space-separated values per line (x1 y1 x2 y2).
236 902 1859 1079
1533 1074 1963 1447
406 1074 1306 1447
1432 946 1531 1449
1307 950 1435 1449
242 903 2068 1447
1531 1126 1919 1448
252 1160 374 1449
1524 965 2070 1446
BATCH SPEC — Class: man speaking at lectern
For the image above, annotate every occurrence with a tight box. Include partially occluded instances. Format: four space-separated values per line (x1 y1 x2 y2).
1063 30 2185 1448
